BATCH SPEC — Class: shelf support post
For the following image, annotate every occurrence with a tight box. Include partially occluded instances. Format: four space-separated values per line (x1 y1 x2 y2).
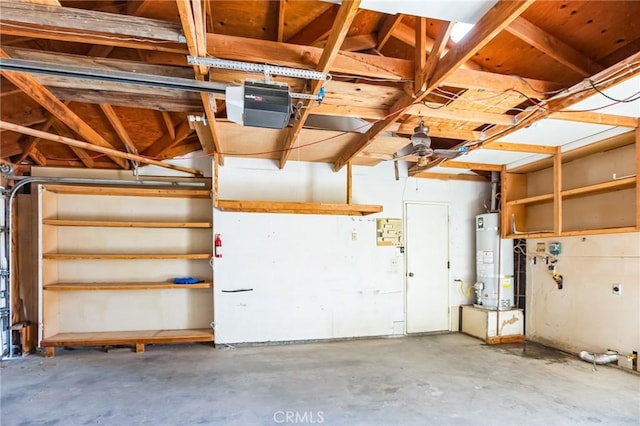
347 161 353 205
553 146 562 236
636 127 640 230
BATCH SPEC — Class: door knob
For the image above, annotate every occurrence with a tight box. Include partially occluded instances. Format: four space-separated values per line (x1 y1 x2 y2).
408 272 414 277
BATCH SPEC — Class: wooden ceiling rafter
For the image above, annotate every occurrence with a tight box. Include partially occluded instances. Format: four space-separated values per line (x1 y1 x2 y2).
279 0 362 169
277 0 286 43
389 22 483 72
549 111 638 128
505 16 604 78
332 0 536 172
161 111 176 140
0 48 130 169
377 13 403 51
0 2 188 54
418 21 454 95
99 104 139 155
0 120 203 176
175 0 222 161
142 118 193 158
286 3 340 45
50 121 95 168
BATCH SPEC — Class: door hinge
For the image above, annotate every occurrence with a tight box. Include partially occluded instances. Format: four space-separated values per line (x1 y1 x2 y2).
447 261 450 269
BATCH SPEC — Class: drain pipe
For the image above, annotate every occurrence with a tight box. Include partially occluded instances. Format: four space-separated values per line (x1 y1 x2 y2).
1 175 207 359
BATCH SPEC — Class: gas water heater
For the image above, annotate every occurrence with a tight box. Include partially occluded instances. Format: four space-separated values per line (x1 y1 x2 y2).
474 213 514 310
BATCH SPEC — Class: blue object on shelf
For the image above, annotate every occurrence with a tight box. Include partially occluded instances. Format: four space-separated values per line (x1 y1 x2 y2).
173 277 204 284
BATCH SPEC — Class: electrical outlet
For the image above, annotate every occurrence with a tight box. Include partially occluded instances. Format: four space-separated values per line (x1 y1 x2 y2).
351 231 357 241
536 242 546 253
612 283 622 295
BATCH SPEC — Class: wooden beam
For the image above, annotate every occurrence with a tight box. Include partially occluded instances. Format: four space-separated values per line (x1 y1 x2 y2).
439 161 503 172
161 111 176 140
1 109 47 128
553 147 562 235
277 0 286 42
404 104 515 126
0 120 203 176
0 2 187 54
207 32 411 81
176 0 223 158
143 119 193 158
333 0 535 172
51 121 95 168
413 172 488 182
346 161 353 204
16 107 64 164
428 0 535 91
99 105 138 154
190 0 208 75
418 21 453 95
391 22 483 72
0 49 129 169
377 14 404 51
414 17 428 94
636 127 640 230
505 17 603 77
205 32 561 95
286 4 339 45
550 111 638 128
313 34 377 52
279 0 361 168
480 51 640 148
482 141 557 154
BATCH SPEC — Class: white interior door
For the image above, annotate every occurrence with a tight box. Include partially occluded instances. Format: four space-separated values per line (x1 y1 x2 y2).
405 202 450 333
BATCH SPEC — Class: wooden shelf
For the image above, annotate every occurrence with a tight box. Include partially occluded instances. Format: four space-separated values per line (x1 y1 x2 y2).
43 219 212 228
216 199 383 216
506 193 554 206
44 281 213 290
42 328 215 347
559 226 638 237
44 185 211 198
43 253 212 260
561 176 636 200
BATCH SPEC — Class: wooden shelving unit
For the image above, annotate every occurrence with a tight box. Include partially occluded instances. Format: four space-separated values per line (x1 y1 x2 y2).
44 282 213 291
213 158 383 216
43 253 212 260
501 131 639 238
37 184 215 356
42 219 212 228
215 199 382 216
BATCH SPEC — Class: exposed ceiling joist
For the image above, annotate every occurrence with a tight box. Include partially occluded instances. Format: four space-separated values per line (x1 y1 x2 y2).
377 13 404 51
0 49 129 169
438 161 503 171
176 0 222 159
279 0 361 169
482 141 557 154
0 2 187 54
142 118 193 158
390 22 483 71
0 120 202 176
426 0 535 93
505 17 604 77
549 111 638 128
413 172 488 182
277 0 286 43
51 121 95 168
417 21 453 95
287 4 339 45
332 0 535 172
100 104 139 154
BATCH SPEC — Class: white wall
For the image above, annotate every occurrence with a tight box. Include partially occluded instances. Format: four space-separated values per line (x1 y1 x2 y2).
213 158 490 344
526 233 640 355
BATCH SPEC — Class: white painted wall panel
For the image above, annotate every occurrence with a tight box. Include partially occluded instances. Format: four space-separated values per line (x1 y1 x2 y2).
214 159 490 343
526 233 640 355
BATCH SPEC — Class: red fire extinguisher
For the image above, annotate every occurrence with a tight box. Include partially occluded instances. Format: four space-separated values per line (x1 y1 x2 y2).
214 234 222 258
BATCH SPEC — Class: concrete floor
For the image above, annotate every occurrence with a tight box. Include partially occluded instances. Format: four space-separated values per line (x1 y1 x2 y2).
1 333 639 426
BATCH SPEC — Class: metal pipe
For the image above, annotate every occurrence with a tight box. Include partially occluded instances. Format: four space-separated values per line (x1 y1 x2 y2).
490 171 499 212
1 175 206 359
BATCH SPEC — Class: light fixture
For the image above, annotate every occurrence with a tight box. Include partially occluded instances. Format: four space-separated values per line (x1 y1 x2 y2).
410 118 433 157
